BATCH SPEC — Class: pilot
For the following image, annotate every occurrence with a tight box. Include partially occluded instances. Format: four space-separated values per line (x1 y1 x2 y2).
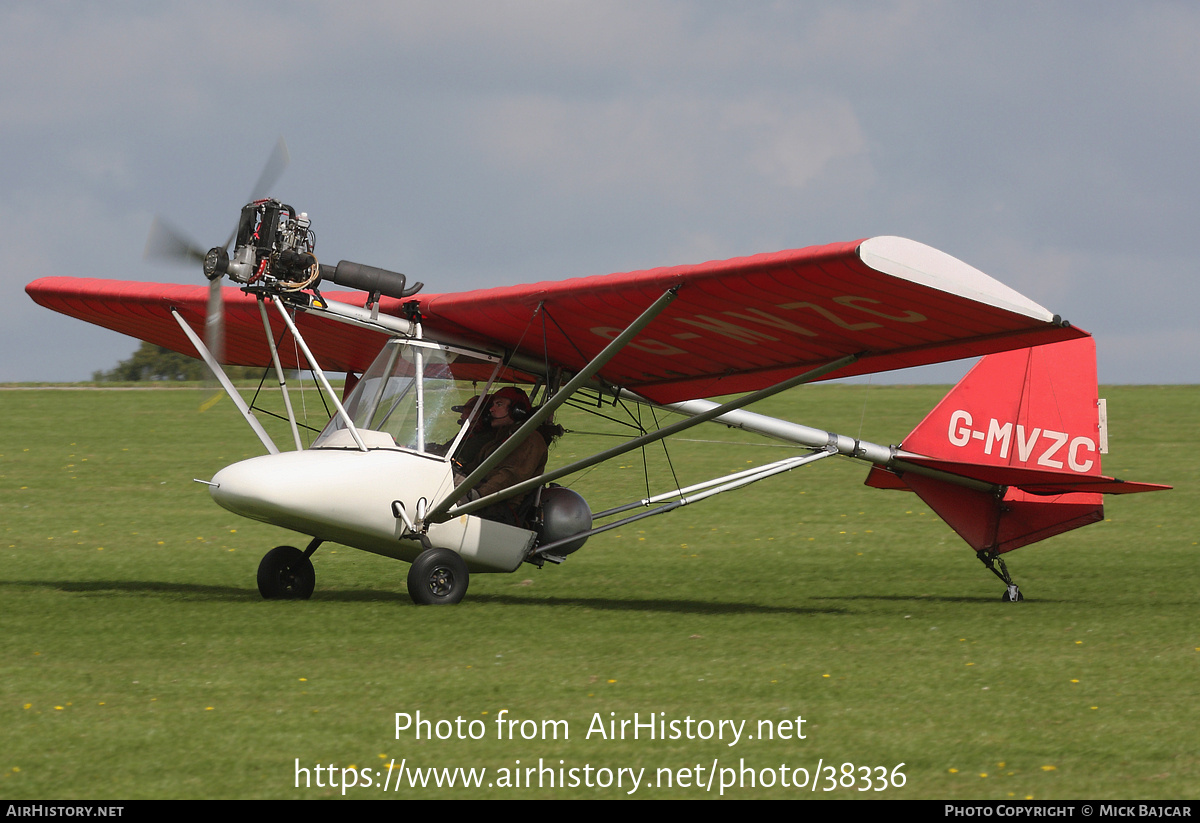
428 393 491 461
450 394 493 467
456 386 561 525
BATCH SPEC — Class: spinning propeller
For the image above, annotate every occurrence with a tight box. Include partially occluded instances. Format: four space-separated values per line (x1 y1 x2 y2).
144 137 292 366
145 138 422 381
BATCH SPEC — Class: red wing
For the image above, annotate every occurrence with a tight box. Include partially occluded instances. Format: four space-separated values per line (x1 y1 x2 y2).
25 278 390 374
28 236 1086 402
414 236 1088 403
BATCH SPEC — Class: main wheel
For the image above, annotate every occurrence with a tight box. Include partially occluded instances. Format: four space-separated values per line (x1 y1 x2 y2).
257 545 315 600
1002 585 1025 602
407 548 469 605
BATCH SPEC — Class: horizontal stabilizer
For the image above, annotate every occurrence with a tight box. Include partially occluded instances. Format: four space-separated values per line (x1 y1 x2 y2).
885 456 1170 496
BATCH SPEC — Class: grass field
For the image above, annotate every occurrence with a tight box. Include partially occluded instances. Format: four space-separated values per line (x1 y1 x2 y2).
1 383 1195 799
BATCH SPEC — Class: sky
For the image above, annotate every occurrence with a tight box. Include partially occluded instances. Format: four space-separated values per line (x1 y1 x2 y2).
3 1 1197 384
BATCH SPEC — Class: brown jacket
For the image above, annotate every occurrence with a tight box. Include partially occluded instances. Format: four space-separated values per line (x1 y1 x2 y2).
471 425 549 499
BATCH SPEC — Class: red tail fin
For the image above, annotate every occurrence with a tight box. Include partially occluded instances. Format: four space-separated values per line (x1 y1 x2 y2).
904 336 1104 480
868 338 1165 554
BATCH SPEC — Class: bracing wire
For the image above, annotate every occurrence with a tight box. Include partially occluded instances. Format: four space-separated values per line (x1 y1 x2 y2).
649 404 683 500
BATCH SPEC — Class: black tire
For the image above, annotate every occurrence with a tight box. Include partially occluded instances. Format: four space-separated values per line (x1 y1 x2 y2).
407 548 469 605
1001 588 1025 602
257 545 315 600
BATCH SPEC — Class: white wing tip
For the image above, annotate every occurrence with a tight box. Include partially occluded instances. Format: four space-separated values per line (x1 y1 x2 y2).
858 236 1055 322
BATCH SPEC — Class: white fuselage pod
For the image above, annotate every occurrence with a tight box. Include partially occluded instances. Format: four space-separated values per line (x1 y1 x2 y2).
208 447 535 573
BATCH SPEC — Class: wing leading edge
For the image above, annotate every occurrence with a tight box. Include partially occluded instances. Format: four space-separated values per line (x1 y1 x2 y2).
27 236 1086 402
418 236 1087 403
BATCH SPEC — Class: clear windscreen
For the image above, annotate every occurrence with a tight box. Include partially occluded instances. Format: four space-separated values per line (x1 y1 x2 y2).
312 338 502 456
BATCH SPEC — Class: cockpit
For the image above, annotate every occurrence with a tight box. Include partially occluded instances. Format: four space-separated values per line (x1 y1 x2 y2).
311 337 504 457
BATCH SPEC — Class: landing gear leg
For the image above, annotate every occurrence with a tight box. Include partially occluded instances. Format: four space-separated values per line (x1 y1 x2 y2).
977 549 1023 602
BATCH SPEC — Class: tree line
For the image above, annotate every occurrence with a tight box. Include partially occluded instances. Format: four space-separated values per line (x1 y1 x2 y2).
93 342 263 382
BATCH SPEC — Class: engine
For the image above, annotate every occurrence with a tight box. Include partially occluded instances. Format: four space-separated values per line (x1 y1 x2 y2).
203 199 421 300
203 199 318 291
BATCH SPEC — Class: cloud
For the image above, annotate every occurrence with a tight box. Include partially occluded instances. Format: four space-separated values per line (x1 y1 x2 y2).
3 2 1199 382
470 91 869 200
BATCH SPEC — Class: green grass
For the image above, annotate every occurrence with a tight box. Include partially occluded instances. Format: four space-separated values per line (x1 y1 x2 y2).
1 384 1195 799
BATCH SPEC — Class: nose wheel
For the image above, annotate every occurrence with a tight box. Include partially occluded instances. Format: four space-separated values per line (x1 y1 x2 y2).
257 544 316 600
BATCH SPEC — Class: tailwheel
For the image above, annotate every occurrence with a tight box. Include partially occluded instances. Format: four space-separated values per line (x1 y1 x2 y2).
977 549 1024 603
407 548 469 605
257 545 316 600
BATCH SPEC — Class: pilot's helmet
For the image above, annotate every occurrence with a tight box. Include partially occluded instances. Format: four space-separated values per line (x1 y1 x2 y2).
491 386 533 422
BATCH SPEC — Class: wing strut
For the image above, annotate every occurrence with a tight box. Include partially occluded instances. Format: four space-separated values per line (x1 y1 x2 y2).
532 448 836 560
424 285 682 524
257 297 304 451
269 297 369 452
170 308 279 455
436 351 861 523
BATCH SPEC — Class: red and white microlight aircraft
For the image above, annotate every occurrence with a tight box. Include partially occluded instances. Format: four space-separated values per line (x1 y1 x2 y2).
25 169 1168 605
